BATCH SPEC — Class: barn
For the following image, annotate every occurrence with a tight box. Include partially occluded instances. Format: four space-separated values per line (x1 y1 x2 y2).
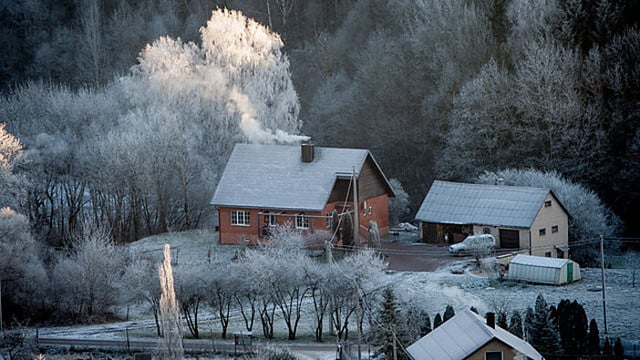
508 254 581 285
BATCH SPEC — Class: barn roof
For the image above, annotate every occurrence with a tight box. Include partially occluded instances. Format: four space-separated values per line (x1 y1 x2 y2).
210 143 392 212
510 254 574 269
406 309 543 360
415 180 558 228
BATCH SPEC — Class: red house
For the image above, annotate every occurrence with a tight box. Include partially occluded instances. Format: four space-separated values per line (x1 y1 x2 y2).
211 143 395 245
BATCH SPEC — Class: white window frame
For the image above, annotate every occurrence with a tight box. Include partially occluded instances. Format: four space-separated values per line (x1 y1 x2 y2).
295 213 309 229
544 200 552 207
264 213 277 227
326 213 332 228
551 225 559 233
539 228 546 236
231 210 250 226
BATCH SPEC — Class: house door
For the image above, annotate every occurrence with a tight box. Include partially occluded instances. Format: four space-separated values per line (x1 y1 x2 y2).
499 229 520 249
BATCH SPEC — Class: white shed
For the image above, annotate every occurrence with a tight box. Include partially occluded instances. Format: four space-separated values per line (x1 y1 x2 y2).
508 254 581 285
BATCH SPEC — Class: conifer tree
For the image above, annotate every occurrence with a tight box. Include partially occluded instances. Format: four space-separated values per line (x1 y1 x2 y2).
443 305 455 322
433 313 443 329
508 310 523 339
373 287 409 360
418 310 432 337
556 299 588 356
342 212 354 248
613 338 624 360
527 294 561 356
587 318 601 355
603 338 613 356
497 311 508 329
524 307 534 341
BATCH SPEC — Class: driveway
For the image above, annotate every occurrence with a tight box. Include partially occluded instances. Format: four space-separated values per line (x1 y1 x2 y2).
381 233 460 272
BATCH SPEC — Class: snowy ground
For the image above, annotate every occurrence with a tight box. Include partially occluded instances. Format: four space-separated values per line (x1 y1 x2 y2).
29 229 640 358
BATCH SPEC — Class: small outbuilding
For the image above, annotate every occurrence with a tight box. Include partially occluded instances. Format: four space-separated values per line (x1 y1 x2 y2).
508 254 581 285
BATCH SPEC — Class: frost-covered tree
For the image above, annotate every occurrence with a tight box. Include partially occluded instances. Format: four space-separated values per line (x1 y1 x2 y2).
388 178 410 226
158 244 183 360
0 123 27 210
51 224 127 321
0 207 48 317
497 311 508 329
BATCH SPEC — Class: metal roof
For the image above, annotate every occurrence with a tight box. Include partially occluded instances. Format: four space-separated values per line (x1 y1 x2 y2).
210 143 383 211
407 309 544 360
415 181 551 228
510 254 573 269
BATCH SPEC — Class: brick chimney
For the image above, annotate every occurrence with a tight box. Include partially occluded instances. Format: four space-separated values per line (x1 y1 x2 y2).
301 141 314 163
486 312 495 329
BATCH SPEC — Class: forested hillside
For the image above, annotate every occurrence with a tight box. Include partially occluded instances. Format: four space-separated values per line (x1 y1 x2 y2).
1 0 638 247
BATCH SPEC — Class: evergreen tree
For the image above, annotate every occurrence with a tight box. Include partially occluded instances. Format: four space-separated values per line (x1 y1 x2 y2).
330 210 340 240
524 307 534 341
614 338 624 360
508 310 523 339
443 305 455 322
555 299 588 357
373 287 409 360
418 310 432 337
433 313 443 329
603 338 613 356
527 294 562 357
497 311 508 329
587 319 601 355
342 212 354 248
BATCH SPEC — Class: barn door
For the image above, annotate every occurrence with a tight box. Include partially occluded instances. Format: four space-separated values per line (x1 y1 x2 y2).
499 229 520 249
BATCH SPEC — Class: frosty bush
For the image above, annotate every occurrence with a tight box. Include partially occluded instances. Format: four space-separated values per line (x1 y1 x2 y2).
388 178 410 226
51 224 127 321
0 207 48 318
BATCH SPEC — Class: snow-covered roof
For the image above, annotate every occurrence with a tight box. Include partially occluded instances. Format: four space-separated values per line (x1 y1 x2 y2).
406 309 544 360
210 143 385 211
510 254 573 269
415 181 551 228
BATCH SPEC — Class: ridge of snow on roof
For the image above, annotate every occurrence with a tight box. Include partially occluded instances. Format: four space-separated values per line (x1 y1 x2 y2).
511 254 572 269
415 180 550 228
210 143 369 211
406 309 544 360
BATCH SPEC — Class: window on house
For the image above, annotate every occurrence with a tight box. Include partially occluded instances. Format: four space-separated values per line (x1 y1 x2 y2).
326 213 332 228
552 225 558 233
231 210 250 226
368 206 373 215
539 228 546 236
264 213 276 227
545 200 552 207
485 351 502 360
295 214 309 229
545 251 552 257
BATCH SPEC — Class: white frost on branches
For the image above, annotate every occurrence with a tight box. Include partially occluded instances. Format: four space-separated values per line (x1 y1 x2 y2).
158 243 183 360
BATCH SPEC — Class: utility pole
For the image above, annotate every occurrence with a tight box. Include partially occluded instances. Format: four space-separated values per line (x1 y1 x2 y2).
352 166 359 246
355 277 362 360
600 235 608 334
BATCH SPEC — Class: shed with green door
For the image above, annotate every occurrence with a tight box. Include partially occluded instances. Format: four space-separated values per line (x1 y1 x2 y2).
508 254 581 285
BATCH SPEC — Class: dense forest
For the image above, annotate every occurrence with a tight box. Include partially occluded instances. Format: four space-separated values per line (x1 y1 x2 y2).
1 0 639 249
